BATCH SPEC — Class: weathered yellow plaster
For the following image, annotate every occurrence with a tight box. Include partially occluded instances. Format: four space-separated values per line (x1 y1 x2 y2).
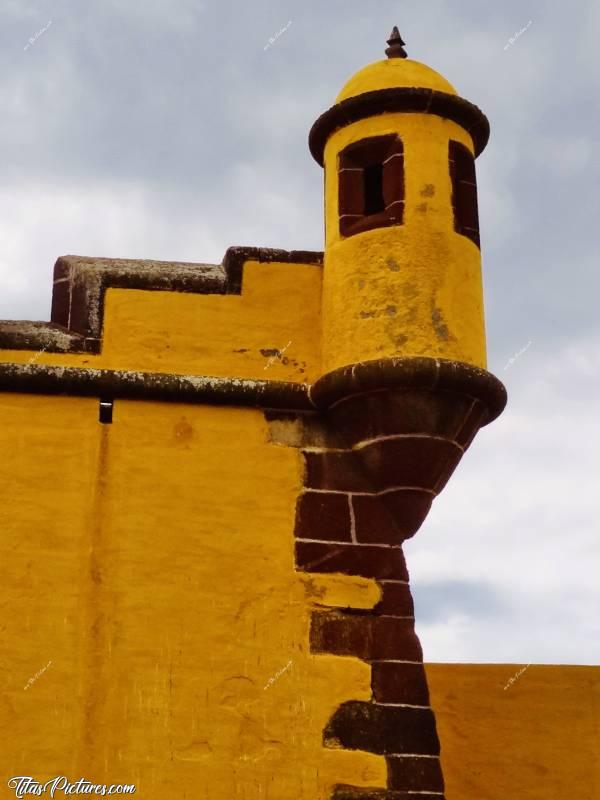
0 395 386 798
100 261 322 381
299 573 381 610
336 58 457 103
322 113 486 373
0 260 323 383
427 663 600 799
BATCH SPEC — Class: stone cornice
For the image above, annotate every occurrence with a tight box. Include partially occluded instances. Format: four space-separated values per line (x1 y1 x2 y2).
0 357 506 422
310 357 506 425
309 87 490 166
0 362 314 411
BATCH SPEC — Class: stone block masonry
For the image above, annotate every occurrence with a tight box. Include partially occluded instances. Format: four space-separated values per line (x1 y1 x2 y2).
287 421 444 797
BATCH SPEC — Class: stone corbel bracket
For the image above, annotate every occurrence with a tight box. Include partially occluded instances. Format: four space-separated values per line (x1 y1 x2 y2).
286 357 506 799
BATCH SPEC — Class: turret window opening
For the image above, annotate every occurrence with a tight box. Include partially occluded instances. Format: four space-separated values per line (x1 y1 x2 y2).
449 140 480 248
338 134 404 237
363 163 385 215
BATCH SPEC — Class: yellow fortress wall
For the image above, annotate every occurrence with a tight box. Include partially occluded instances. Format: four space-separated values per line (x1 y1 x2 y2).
428 663 600 798
0 255 323 382
0 395 386 798
1 384 598 797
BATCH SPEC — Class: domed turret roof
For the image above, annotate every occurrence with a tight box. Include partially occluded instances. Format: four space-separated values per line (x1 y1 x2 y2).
336 58 457 103
308 26 489 165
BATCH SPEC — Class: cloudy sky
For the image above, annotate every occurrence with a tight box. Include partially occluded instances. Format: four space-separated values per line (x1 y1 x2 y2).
1 0 598 665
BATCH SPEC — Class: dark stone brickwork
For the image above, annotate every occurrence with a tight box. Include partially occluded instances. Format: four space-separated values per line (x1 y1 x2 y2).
288 396 455 797
333 788 444 800
324 702 440 756
284 360 506 798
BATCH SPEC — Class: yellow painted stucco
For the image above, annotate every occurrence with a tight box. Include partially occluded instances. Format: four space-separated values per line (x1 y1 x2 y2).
0 45 565 800
0 260 323 383
321 113 486 373
427 663 600 799
1 72 485 384
2 393 596 800
0 394 386 797
336 58 457 103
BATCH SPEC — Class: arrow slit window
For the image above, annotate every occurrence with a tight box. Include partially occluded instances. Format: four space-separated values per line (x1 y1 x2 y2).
449 140 480 248
338 135 404 237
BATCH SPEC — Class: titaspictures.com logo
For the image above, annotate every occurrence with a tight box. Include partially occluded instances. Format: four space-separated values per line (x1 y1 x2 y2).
7 777 136 797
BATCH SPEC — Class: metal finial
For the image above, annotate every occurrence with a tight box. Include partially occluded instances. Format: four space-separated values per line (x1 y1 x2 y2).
385 26 407 59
